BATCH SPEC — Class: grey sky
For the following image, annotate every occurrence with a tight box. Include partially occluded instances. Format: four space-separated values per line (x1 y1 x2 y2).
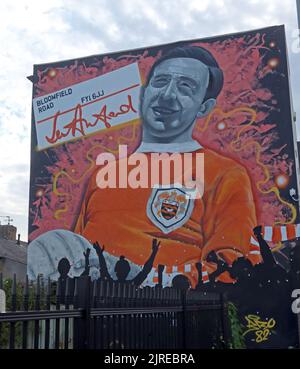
0 0 299 241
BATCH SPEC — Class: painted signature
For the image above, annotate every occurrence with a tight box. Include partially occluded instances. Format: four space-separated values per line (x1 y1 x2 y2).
45 94 137 145
243 314 276 343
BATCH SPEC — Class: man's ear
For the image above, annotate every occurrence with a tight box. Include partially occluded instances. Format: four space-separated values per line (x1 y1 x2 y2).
196 98 216 118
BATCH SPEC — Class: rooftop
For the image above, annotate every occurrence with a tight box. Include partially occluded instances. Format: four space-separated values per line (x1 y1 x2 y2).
0 237 27 265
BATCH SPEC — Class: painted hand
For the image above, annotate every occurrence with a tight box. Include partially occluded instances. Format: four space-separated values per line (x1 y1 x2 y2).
83 248 91 258
93 241 105 255
253 225 262 238
152 238 161 253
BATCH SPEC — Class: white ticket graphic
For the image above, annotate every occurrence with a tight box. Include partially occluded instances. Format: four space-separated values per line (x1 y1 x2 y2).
32 63 142 150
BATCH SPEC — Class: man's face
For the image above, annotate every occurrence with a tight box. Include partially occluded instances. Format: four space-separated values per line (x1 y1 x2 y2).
141 57 210 139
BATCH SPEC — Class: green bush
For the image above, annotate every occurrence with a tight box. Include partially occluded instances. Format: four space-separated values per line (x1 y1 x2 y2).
227 301 246 349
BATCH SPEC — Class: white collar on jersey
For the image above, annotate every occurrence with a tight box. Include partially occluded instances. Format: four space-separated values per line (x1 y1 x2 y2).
136 140 202 153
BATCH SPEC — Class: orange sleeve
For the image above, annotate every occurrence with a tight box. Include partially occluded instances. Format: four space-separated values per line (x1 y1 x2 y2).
201 165 259 268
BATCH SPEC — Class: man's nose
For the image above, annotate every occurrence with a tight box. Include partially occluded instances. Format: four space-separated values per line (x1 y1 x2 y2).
160 79 177 101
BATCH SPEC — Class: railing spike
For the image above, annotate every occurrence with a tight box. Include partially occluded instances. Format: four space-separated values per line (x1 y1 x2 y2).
36 275 40 296
12 274 17 295
25 275 29 296
47 277 51 296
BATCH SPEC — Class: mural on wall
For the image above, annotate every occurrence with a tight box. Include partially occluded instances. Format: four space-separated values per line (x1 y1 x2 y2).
28 25 300 347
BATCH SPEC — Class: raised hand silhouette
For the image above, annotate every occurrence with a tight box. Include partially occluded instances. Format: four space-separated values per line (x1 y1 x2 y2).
83 248 91 259
80 247 91 276
152 239 161 253
93 242 111 281
252 225 276 267
93 241 105 255
132 238 160 286
253 225 263 238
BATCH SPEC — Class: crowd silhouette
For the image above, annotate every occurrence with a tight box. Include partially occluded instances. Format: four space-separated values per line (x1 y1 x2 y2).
53 226 300 348
56 226 300 294
198 225 299 292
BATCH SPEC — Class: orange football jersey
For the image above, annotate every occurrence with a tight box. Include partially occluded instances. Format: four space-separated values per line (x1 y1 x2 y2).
74 148 260 286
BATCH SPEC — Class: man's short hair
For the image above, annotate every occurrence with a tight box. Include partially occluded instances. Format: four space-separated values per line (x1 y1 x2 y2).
146 45 224 101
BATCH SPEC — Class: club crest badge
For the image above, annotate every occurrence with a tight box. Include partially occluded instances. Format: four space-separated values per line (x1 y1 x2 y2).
147 185 195 234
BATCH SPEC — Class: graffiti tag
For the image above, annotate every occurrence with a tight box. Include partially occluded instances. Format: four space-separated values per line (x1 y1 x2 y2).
243 314 276 343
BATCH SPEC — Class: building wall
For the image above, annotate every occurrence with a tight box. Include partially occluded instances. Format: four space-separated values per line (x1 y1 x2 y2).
0 259 4 274
1 259 26 282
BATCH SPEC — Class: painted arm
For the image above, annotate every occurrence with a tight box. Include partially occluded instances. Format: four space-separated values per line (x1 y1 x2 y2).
206 251 230 282
253 226 276 267
93 242 112 281
132 239 161 286
80 248 91 276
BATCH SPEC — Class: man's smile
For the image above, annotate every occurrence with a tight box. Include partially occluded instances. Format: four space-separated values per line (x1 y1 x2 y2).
152 106 180 117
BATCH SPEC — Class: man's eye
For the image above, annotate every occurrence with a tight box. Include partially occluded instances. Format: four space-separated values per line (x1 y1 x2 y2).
178 81 198 96
151 77 169 87
178 81 194 91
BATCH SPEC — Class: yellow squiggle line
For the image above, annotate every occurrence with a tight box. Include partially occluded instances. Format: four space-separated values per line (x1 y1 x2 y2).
52 120 140 221
230 113 296 225
196 107 257 133
234 140 296 224
196 107 296 226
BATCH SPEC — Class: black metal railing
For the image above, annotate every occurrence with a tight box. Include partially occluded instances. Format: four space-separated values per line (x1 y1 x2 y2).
0 273 230 349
